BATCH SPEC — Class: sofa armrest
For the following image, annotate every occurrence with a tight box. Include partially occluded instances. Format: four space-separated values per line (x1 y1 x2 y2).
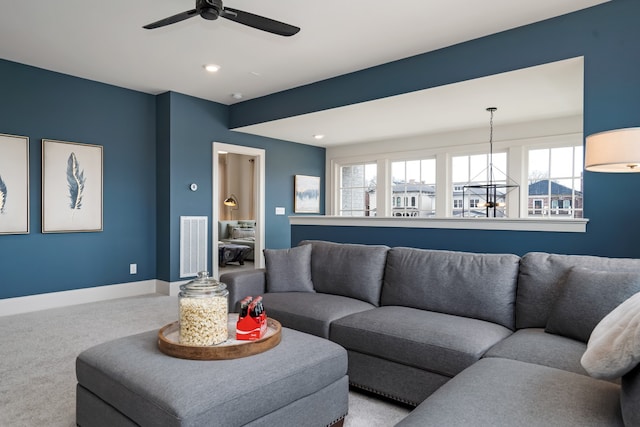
220 269 267 313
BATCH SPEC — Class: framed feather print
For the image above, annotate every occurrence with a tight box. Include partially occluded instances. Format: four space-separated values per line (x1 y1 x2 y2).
0 133 29 235
42 139 103 233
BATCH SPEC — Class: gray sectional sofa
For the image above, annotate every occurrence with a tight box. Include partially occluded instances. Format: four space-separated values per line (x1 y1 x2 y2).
220 240 640 426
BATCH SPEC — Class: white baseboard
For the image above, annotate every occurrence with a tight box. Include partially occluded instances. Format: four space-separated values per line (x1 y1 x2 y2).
0 280 162 317
155 279 190 297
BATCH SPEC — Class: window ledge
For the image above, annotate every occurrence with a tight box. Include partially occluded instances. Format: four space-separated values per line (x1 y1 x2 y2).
289 216 588 233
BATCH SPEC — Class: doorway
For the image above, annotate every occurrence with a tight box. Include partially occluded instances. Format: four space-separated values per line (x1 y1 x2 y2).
212 142 265 279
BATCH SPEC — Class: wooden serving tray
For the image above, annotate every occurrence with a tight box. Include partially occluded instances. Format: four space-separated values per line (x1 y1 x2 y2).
158 315 281 360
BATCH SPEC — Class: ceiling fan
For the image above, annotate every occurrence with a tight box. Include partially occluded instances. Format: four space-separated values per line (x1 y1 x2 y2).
143 0 300 37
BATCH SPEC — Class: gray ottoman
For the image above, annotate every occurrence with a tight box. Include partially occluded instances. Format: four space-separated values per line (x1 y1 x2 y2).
76 328 348 427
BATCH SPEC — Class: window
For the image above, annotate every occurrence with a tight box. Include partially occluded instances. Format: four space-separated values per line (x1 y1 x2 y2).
339 163 377 216
527 145 583 218
391 159 436 217
533 199 543 215
330 134 585 230
452 152 513 217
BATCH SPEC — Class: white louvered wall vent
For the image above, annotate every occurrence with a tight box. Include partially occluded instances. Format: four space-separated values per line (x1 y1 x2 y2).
180 216 208 278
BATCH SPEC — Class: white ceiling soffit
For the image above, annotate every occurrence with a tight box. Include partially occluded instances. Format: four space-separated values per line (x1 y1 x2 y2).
233 57 584 147
0 1 605 107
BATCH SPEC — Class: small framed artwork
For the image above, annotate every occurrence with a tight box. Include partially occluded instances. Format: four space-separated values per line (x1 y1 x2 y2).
42 139 103 233
294 175 320 213
0 133 30 235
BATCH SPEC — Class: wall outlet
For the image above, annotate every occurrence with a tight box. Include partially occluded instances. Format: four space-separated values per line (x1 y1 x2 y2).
130 263 137 275
275 207 285 215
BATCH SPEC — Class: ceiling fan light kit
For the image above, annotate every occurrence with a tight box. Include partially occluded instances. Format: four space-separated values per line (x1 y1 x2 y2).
204 64 221 73
143 0 300 37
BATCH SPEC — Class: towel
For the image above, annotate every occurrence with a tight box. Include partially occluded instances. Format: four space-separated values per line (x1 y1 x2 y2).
581 291 640 380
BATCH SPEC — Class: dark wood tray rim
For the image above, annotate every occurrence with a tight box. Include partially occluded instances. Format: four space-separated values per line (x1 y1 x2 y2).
157 317 281 360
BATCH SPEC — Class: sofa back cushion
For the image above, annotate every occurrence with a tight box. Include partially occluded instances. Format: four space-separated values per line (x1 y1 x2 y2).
545 268 640 342
300 240 389 306
380 247 520 329
516 252 640 329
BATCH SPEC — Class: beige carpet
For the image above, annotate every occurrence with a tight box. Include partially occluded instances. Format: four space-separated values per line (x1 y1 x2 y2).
0 294 410 426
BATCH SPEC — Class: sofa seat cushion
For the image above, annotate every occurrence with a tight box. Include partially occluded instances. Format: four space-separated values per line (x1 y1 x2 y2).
261 292 375 338
397 358 623 427
330 306 512 377
381 247 519 329
484 328 589 376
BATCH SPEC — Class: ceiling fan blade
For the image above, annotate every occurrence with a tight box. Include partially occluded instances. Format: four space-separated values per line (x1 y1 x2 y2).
221 8 300 37
143 9 200 29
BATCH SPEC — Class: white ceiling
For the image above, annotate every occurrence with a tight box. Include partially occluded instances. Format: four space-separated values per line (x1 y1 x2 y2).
0 0 605 145
235 57 585 146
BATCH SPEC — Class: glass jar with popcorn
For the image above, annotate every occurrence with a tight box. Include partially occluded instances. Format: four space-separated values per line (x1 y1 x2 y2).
178 271 228 346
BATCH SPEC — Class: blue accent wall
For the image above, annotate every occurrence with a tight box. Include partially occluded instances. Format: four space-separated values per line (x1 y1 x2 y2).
0 64 325 298
151 91 325 282
231 0 640 259
3 0 639 298
0 59 157 299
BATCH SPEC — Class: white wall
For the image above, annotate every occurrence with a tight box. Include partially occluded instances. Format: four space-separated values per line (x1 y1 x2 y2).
326 115 582 160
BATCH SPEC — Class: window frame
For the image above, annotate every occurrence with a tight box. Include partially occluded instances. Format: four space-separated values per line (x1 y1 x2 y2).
327 133 587 232
337 161 377 217
525 142 583 219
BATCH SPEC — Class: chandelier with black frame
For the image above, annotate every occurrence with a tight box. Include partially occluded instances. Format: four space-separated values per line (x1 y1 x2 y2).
462 107 520 218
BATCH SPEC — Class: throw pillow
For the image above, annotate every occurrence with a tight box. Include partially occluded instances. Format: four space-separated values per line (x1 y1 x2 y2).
581 291 640 379
264 244 314 293
545 267 640 343
231 227 255 239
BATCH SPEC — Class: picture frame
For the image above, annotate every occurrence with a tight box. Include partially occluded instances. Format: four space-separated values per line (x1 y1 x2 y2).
294 175 320 213
0 133 30 235
42 139 103 233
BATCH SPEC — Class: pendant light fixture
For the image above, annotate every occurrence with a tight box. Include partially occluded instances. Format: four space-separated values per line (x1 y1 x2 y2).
462 107 519 218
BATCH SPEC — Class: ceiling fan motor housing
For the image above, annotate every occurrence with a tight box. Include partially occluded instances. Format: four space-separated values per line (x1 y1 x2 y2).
199 0 223 20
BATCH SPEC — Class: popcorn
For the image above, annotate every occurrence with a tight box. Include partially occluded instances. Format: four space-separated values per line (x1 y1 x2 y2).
179 296 228 346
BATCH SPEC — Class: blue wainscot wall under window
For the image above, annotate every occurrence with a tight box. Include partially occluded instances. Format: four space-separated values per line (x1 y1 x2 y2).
233 0 640 259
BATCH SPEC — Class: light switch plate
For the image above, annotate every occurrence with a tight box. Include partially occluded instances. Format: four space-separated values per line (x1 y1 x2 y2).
275 207 285 215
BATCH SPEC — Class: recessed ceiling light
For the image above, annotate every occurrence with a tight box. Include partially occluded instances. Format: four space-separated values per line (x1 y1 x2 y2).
204 64 221 73
250 71 261 77
231 93 243 100
313 134 325 140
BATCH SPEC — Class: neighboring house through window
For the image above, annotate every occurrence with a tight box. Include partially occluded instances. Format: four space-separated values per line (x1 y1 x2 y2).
339 163 377 216
391 159 436 217
527 145 583 218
